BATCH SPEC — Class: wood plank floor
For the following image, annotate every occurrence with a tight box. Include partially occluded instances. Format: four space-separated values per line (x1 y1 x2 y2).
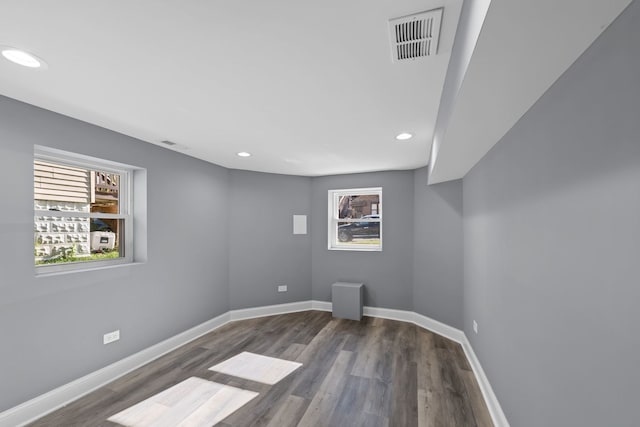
28 311 493 427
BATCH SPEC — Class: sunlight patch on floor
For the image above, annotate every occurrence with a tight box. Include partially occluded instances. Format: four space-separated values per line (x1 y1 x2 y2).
108 377 258 427
209 351 302 385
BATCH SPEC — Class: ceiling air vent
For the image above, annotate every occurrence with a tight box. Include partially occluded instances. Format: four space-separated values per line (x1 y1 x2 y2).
159 140 189 150
389 8 443 63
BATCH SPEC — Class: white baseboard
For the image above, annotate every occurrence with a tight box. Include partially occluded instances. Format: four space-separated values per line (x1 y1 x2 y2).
1 300 508 427
312 301 466 344
310 299 332 311
229 301 312 321
363 306 467 344
0 312 231 427
461 337 510 427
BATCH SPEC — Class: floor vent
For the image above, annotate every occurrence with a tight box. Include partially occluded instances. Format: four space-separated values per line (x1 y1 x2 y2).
389 8 443 63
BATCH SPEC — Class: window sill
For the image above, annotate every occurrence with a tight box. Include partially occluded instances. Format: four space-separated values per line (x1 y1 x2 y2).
328 246 382 252
35 261 145 278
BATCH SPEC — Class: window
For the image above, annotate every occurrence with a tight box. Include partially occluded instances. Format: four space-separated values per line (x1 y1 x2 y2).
328 187 382 251
34 146 135 273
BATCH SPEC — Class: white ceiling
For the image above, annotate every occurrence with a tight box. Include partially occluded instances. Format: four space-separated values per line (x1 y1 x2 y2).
0 0 632 180
0 0 461 176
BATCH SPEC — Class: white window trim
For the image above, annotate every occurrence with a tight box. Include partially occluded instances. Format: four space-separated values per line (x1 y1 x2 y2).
327 187 382 252
34 145 136 275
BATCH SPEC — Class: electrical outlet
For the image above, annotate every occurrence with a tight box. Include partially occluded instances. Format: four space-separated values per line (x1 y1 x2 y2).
103 330 120 344
473 320 478 334
277 285 287 293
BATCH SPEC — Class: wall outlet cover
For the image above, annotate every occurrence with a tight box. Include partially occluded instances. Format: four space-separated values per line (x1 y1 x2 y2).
277 285 287 293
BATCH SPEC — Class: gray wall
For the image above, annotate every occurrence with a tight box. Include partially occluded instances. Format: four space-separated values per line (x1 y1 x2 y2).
413 168 464 329
0 96 230 411
228 170 312 309
0 96 466 413
309 169 464 321
463 2 640 426
0 77 467 415
311 171 415 310
430 0 490 179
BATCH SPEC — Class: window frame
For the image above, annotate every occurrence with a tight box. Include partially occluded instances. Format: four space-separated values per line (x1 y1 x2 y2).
34 146 134 275
327 187 382 252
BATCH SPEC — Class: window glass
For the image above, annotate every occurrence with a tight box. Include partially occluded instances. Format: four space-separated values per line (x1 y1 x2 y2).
328 188 382 251
91 170 120 214
34 152 132 271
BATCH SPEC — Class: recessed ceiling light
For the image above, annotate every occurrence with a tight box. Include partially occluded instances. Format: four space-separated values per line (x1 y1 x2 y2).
1 47 46 69
237 152 251 157
395 133 413 141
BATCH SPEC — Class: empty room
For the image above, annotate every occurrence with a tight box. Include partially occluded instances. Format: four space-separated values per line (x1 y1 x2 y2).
1 0 639 426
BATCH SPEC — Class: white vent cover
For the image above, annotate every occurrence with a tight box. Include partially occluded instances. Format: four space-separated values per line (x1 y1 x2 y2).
389 8 443 62
159 140 189 150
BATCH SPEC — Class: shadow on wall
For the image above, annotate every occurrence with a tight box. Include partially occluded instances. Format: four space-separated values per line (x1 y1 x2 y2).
431 179 463 216
464 29 640 216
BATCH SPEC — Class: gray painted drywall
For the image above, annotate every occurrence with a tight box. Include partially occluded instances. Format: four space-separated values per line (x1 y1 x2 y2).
413 168 464 329
228 170 312 309
310 171 414 310
0 97 467 414
463 2 640 426
0 73 466 416
0 96 230 411
429 0 491 179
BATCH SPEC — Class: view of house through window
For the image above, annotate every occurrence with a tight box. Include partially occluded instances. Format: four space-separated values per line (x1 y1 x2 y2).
328 187 382 251
34 154 130 268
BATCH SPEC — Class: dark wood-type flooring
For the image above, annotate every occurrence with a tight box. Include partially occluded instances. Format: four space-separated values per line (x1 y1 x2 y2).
29 311 493 426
